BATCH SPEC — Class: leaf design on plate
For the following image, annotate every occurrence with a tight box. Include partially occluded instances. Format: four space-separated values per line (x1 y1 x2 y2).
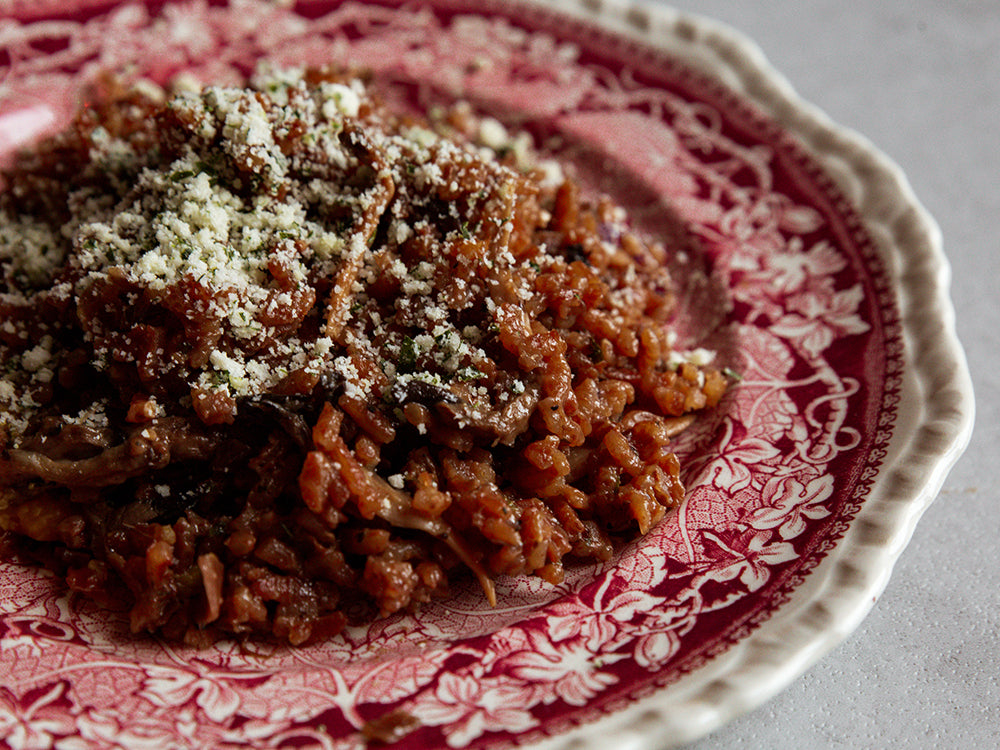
0 2 904 747
352 650 449 705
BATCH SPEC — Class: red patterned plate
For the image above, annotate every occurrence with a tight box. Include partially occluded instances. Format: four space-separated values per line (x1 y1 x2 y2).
0 2 973 748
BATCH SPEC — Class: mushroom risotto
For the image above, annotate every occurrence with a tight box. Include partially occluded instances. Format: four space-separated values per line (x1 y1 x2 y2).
0 69 726 644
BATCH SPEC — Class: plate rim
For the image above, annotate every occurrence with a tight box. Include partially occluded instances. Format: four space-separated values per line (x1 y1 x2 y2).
517 0 975 747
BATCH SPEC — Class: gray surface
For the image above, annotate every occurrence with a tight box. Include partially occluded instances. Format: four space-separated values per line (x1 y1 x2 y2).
642 1 998 748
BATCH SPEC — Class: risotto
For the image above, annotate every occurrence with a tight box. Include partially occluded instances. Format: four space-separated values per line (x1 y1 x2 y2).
0 69 726 645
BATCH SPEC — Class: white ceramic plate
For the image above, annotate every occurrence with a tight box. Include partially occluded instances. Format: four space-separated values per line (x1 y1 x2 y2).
0 1 973 748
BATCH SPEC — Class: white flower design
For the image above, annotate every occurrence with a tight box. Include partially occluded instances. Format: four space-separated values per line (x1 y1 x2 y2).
699 528 799 592
503 632 622 706
139 665 241 723
771 281 870 358
750 474 834 540
412 673 538 747
0 683 76 750
735 239 846 298
702 430 783 493
547 577 664 647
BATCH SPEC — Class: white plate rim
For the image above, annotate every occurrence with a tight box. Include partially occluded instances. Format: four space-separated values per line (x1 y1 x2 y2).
515 1 975 747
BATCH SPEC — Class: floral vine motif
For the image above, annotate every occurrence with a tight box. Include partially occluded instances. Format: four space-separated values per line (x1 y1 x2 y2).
0 2 895 748
1 682 77 750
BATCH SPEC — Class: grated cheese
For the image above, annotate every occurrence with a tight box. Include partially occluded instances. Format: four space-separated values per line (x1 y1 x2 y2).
0 65 711 450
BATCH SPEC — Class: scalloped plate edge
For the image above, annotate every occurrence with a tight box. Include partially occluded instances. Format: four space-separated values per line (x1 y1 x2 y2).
519 1 975 747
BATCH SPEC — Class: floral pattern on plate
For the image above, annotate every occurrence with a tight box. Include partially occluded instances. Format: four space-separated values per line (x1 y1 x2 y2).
0 1 914 748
